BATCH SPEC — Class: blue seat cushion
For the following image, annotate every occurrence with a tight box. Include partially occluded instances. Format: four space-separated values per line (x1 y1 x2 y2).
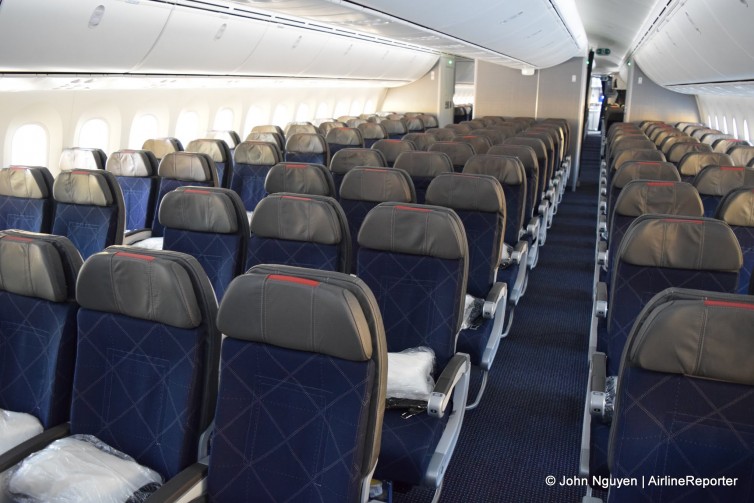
247 236 340 272
230 164 272 212
0 196 50 233
51 203 118 259
116 176 156 231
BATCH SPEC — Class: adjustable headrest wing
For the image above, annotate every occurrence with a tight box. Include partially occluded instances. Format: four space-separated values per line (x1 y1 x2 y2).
330 148 386 175
186 139 229 163
358 202 467 260
285 133 327 154
612 161 679 189
233 141 282 166
613 180 703 217
325 127 363 147
53 170 115 207
463 154 526 186
142 138 182 159
59 147 105 171
159 187 244 234
339 168 415 203
428 141 476 166
618 215 742 272
357 122 387 140
106 150 157 177
426 173 505 214
693 166 750 196
393 151 453 177
716 187 754 226
677 152 733 177
0 166 52 199
250 193 342 245
158 152 216 183
264 162 334 197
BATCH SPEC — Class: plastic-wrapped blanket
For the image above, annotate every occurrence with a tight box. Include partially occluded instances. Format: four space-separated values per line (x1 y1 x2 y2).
604 375 617 422
460 294 484 330
0 410 43 455
131 237 163 250
386 347 436 401
7 434 162 503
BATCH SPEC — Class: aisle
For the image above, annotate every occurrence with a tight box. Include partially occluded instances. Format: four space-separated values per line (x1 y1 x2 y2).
397 133 602 502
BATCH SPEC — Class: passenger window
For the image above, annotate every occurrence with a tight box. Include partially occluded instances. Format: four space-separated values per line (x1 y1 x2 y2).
175 111 200 147
129 114 158 149
244 105 267 136
365 99 375 114
78 118 109 152
11 123 48 166
214 108 234 130
723 116 729 134
745 120 751 142
707 114 712 128
295 103 311 122
271 104 290 127
732 117 739 138
715 116 720 130
350 100 363 116
333 99 350 118
316 102 332 119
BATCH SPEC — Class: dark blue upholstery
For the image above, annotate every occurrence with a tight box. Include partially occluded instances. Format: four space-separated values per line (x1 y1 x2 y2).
456 316 496 370
247 236 340 272
230 163 272 211
206 339 374 503
340 199 377 273
501 183 525 245
732 226 754 295
0 197 50 232
117 176 157 231
285 152 327 165
700 194 720 217
455 209 501 299
51 203 119 259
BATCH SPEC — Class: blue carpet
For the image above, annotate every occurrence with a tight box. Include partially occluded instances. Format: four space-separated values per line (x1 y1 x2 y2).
394 133 602 502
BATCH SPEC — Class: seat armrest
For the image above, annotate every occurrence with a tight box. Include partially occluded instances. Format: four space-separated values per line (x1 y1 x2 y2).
510 240 528 265
483 282 507 319
589 352 607 418
146 462 208 503
545 187 556 201
0 423 70 472
595 282 608 318
526 215 540 241
124 228 153 245
427 354 471 419
597 214 607 234
538 200 549 218
596 241 608 266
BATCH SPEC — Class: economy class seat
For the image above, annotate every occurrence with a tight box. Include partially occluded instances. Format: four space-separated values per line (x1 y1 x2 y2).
230 140 282 215
428 141 476 173
206 130 241 151
284 132 329 166
284 122 319 137
503 136 555 228
0 247 221 502
372 138 416 168
601 160 679 225
425 127 457 141
676 151 733 183
317 120 346 137
185 138 233 188
453 134 492 154
264 161 335 198
0 231 82 455
393 150 453 204
325 126 364 157
329 147 387 195
401 132 437 151
380 118 408 140
0 166 55 233
58 147 106 171
692 164 754 216
667 140 712 164
357 122 388 148
251 124 285 139
418 113 439 129
727 144 754 166
142 137 183 160
715 187 754 294
244 130 285 152
445 123 472 135
715 138 751 155
405 116 425 133
105 149 159 232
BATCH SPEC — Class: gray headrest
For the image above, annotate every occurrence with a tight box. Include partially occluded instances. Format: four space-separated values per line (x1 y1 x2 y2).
252 125 284 137
339 168 414 203
405 117 424 132
59 148 105 171
730 146 754 167
357 123 387 140
319 122 347 135
669 141 713 163
454 135 491 154
159 187 240 234
0 167 50 199
677 152 734 177
611 138 655 153
330 148 386 175
285 123 318 136
264 162 334 197
372 139 416 161
233 141 281 166
488 145 538 173
426 128 456 141
418 114 438 128
627 294 754 385
463 154 526 186
612 149 666 171
244 132 284 150
612 161 680 189
380 119 407 135
618 215 742 272
106 150 156 177
285 133 327 154
613 180 702 217
393 151 453 177
76 248 203 329
250 193 342 245
186 139 229 163
716 188 754 226
142 138 181 160
429 142 476 166
504 137 546 160
358 202 467 260
693 166 749 196
426 173 505 213
0 233 69 302
207 130 240 149
401 133 436 151
325 128 363 147
217 270 372 361
158 152 215 182
714 138 747 154
53 170 115 207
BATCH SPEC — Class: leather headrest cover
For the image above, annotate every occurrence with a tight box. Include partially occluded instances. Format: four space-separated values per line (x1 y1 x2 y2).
217 272 372 361
77 250 202 329
286 133 327 153
669 142 712 162
186 139 228 163
233 141 281 166
612 149 666 171
717 188 754 226
0 167 49 199
207 130 239 148
264 163 332 196
326 128 363 146
426 173 505 213
693 166 748 196
59 148 103 171
612 162 680 188
619 215 742 272
419 114 438 128
158 152 214 182
464 154 525 185
405 117 424 131
285 124 318 136
402 133 436 150
330 148 386 174
53 170 114 207
730 146 754 166
488 145 538 172
106 150 155 177
0 234 68 302
380 119 407 134
159 187 239 233
357 123 386 139
393 151 453 177
252 125 284 136
142 138 180 159
358 202 467 260
340 168 414 203
429 142 475 165
245 132 283 149
373 139 415 160
251 194 342 245
629 296 754 385
677 152 734 176
613 180 702 217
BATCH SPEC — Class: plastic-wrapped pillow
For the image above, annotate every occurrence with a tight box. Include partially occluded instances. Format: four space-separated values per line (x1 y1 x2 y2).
131 237 164 250
0 410 43 454
386 347 436 401
7 434 162 503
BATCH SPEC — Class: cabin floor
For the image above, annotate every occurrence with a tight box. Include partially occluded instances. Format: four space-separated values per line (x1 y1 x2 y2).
396 133 601 502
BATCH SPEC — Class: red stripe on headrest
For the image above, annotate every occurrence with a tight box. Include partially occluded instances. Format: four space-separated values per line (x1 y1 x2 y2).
705 300 754 310
395 205 431 212
9 166 29 171
282 195 311 201
185 189 211 194
268 274 319 287
3 236 33 242
285 164 307 169
662 218 703 224
364 168 389 173
72 170 93 175
115 251 155 261
720 166 743 171
646 182 674 186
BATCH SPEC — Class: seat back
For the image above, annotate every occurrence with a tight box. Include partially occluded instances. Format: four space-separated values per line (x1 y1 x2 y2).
715 138 750 155
251 124 285 138
608 288 754 503
51 170 125 259
0 231 82 429
206 130 241 150
426 173 505 299
357 202 468 369
393 151 453 204
339 167 415 271
210 265 386 502
318 120 347 137
401 132 437 151
142 138 183 160
607 161 680 224
454 135 492 154
426 128 456 141
404 117 425 133
106 150 159 231
676 151 733 182
160 187 249 300
285 133 329 165
325 127 364 157
231 140 282 212
503 137 549 187
716 187 754 294
728 145 754 167
59 148 106 171
244 131 285 152
0 166 55 233
380 119 408 139
428 141 476 172
152 152 219 237
606 216 741 375
693 165 753 216
489 144 541 219
264 162 336 197
329 148 387 194
72 247 221 479
357 122 387 148
248 193 351 273
668 141 712 164
186 138 233 188
284 122 319 137
418 114 438 128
